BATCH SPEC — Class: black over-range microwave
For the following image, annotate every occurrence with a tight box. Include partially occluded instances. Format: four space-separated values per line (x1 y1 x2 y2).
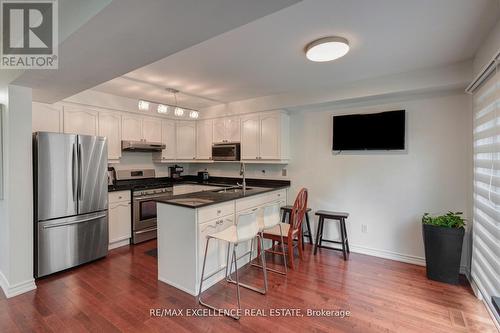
212 143 241 161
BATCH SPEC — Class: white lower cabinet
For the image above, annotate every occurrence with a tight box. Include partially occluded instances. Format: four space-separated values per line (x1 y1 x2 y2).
108 191 131 249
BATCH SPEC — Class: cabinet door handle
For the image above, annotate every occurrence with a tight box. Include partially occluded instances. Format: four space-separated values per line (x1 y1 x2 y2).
202 224 217 232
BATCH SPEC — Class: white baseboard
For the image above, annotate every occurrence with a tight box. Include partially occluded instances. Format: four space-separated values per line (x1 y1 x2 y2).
158 276 197 297
349 244 426 266
109 238 130 250
349 244 472 279
0 270 36 298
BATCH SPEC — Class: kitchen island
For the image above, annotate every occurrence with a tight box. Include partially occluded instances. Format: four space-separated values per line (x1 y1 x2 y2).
156 183 289 296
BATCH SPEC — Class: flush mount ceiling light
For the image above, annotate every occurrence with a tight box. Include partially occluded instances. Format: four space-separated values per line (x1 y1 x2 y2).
157 104 169 114
138 100 150 111
305 36 349 62
189 110 199 119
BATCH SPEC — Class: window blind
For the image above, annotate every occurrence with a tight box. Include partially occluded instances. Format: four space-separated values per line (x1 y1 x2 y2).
472 65 500 323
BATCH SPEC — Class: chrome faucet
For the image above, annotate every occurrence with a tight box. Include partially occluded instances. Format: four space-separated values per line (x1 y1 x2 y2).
237 162 246 194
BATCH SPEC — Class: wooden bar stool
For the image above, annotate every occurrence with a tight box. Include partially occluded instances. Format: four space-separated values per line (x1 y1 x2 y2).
314 210 350 260
281 205 313 249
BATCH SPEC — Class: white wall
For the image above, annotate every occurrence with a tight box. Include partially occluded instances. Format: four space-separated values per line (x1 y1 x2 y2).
0 86 9 288
0 85 36 298
292 92 472 266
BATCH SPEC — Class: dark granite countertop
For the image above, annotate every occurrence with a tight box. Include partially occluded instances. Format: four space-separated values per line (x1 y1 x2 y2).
108 175 290 193
155 184 289 209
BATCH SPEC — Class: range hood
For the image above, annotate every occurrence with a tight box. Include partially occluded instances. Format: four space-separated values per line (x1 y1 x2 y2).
121 140 165 152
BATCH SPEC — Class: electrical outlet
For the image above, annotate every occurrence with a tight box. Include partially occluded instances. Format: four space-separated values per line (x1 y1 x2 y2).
361 224 368 233
282 168 287 177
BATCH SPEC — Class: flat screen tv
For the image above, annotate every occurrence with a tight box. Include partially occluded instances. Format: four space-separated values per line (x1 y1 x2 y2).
332 110 405 151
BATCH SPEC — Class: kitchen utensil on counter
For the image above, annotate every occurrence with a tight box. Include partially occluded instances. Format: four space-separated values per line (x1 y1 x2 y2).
169 165 184 179
198 171 209 181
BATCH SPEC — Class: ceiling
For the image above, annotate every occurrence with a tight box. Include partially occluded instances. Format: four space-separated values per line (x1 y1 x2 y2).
12 0 300 103
93 0 500 110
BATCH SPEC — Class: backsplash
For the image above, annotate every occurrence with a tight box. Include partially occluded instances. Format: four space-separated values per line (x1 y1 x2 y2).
186 163 289 180
110 152 187 177
109 152 289 179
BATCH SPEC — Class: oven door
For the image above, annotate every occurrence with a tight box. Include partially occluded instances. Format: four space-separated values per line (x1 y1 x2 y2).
212 143 240 161
133 197 158 231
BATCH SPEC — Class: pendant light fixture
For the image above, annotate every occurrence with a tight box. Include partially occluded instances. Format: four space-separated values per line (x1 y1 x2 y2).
138 100 150 111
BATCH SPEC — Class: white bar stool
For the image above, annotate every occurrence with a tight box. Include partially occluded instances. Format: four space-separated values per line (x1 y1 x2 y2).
198 210 268 320
251 202 287 275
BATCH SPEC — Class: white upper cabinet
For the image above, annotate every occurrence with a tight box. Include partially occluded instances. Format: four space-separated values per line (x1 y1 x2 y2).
176 121 196 160
122 115 163 143
225 116 240 142
196 119 213 160
98 112 122 161
240 114 260 160
212 118 226 143
32 102 63 133
121 115 143 141
63 106 98 136
260 113 281 160
240 111 289 162
154 119 176 162
212 116 240 143
142 117 162 142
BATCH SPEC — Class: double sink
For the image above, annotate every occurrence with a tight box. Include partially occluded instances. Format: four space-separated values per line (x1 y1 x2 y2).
165 185 258 207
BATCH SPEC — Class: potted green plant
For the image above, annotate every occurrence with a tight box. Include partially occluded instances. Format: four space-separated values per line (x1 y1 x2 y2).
422 212 465 284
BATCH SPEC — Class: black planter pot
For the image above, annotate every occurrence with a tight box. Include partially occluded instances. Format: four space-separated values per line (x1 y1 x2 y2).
422 224 464 284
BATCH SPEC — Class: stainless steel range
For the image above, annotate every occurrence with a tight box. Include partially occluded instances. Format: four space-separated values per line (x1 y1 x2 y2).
115 169 173 244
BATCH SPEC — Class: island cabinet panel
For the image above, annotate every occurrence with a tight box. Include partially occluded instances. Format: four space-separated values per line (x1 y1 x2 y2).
156 188 288 296
198 218 223 288
198 201 234 223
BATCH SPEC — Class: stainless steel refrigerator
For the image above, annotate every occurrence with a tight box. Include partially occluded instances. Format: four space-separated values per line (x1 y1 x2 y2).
33 132 108 278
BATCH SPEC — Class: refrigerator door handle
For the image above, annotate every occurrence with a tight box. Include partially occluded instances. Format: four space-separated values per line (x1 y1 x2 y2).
42 213 107 229
78 142 83 199
72 142 78 202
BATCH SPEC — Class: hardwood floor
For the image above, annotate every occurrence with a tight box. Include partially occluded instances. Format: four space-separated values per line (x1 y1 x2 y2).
0 240 497 333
